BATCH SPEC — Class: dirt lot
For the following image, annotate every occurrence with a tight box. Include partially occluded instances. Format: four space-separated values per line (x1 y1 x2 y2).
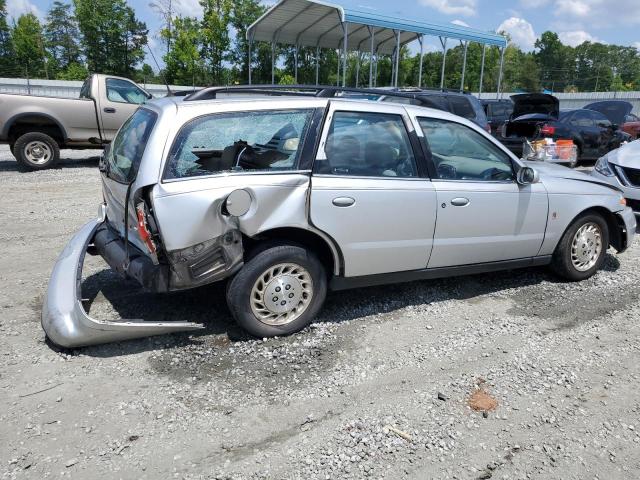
1 145 640 479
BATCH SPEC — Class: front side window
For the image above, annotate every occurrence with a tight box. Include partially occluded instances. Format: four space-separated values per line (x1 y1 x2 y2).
449 96 476 120
165 109 313 179
418 117 514 181
570 111 593 127
315 111 418 178
106 108 157 183
106 78 148 104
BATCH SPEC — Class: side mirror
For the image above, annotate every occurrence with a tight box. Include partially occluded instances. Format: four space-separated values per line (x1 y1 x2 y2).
517 166 539 185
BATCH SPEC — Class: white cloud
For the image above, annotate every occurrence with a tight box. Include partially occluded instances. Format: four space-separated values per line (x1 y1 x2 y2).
451 19 470 27
634 42 640 50
558 30 602 46
6 0 40 21
555 0 591 16
418 0 477 17
172 0 204 18
497 17 537 51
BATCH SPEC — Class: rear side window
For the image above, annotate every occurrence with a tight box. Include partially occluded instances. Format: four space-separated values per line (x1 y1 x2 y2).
570 111 593 127
79 78 92 99
315 111 418 178
449 96 476 120
418 96 449 112
106 108 157 184
165 109 314 179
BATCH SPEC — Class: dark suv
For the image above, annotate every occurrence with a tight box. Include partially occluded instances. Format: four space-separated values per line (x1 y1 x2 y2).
481 98 513 136
376 88 491 132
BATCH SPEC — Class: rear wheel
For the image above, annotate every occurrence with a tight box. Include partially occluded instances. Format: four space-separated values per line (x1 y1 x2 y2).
226 245 327 338
550 213 609 281
9 144 15 156
14 132 60 170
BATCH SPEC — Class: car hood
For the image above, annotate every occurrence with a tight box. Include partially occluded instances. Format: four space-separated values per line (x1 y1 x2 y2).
584 100 633 125
604 139 640 168
526 161 622 192
510 93 559 121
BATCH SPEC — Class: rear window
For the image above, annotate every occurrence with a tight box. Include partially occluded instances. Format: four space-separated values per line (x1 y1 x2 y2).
449 96 476 120
164 109 314 179
106 108 157 184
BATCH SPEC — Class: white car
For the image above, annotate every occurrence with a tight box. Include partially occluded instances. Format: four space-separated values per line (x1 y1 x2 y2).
592 139 640 213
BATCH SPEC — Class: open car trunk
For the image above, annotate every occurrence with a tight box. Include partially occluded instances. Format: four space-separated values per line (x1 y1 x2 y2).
501 94 559 140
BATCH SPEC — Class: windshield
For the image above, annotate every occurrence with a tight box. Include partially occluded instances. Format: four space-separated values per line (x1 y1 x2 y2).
106 108 157 184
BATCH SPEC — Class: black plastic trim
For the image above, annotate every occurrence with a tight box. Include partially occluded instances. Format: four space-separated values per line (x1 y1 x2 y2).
330 256 552 291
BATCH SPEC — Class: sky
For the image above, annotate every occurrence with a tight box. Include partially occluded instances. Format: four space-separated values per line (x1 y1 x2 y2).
6 0 640 68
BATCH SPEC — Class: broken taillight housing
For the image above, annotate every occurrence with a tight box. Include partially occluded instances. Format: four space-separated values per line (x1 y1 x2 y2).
540 124 556 136
136 202 158 263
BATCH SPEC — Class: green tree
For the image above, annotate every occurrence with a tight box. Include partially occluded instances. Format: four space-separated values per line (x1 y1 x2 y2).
0 0 14 76
200 0 231 85
228 0 265 83
45 1 81 74
13 13 48 78
56 61 88 80
535 31 572 92
74 0 147 76
161 16 205 86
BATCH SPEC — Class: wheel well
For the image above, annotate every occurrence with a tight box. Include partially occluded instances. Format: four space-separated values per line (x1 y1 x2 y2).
572 206 623 251
7 115 65 145
243 228 340 276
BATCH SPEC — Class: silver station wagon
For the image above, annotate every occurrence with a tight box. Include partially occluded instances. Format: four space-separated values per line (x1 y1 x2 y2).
42 86 636 348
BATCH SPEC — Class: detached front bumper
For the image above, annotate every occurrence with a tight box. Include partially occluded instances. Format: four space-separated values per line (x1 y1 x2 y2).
41 219 204 349
616 207 637 253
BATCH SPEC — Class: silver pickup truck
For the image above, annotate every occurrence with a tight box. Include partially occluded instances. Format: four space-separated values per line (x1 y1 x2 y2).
0 74 153 170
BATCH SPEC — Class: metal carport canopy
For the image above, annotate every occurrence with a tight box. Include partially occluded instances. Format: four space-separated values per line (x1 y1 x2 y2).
247 0 507 55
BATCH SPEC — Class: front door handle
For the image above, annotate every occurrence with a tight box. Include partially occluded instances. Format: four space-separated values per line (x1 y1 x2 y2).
332 197 355 207
451 197 470 207
104 107 116 113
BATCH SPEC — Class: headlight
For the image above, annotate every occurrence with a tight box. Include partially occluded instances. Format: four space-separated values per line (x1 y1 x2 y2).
594 156 614 177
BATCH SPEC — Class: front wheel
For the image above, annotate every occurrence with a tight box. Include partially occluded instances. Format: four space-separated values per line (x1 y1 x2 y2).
226 245 327 338
550 213 609 281
14 132 60 170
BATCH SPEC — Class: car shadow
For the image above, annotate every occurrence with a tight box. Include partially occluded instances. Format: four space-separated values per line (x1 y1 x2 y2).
0 154 101 172
70 252 621 358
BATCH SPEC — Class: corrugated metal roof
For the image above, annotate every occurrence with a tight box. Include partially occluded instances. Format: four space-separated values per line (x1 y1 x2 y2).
248 0 506 55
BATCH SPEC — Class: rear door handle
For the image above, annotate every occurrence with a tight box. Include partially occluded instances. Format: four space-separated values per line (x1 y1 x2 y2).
103 107 116 113
332 197 355 207
451 197 470 207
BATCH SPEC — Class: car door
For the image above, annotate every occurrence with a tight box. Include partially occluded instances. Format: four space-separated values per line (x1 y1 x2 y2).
309 102 437 278
413 116 548 268
590 111 615 156
98 77 151 140
568 110 599 158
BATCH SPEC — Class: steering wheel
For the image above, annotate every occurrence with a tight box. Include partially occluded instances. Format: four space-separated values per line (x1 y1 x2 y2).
481 168 511 181
437 163 457 179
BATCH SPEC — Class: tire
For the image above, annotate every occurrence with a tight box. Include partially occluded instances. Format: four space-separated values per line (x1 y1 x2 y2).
550 213 609 281
14 132 60 170
9 144 15 156
226 244 327 338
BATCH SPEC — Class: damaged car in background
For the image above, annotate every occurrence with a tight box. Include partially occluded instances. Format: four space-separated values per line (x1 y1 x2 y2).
42 86 636 348
497 93 631 167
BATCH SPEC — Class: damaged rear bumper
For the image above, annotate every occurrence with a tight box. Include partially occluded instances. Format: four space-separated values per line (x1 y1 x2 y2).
41 219 204 349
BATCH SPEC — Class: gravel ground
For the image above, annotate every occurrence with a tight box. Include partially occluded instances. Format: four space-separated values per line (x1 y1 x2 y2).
1 145 639 480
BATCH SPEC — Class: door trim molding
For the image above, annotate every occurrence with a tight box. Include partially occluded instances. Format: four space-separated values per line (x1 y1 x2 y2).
330 255 552 291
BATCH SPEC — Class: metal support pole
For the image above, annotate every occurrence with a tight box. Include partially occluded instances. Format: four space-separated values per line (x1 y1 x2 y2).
294 44 299 83
460 41 468 92
418 35 424 88
439 37 448 90
336 48 340 86
342 22 348 87
391 48 396 86
478 44 486 97
248 35 253 85
355 54 360 87
496 46 505 99
369 27 374 88
271 42 275 84
315 45 320 86
394 30 401 87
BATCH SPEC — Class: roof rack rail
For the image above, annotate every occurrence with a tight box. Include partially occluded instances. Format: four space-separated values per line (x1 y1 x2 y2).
182 84 470 103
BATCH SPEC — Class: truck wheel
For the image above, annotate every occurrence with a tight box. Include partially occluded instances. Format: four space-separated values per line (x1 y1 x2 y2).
550 213 609 281
226 245 327 338
14 132 60 170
